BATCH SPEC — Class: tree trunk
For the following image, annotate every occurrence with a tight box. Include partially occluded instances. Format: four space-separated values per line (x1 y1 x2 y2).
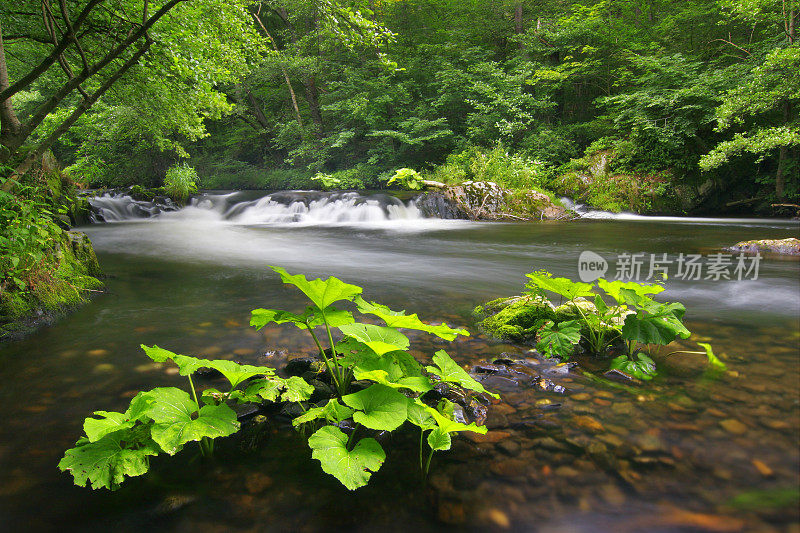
0 22 23 163
514 4 528 59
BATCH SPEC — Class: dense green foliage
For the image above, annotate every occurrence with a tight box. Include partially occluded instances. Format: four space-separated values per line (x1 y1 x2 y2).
61 267 498 491
2 1 797 210
477 270 722 380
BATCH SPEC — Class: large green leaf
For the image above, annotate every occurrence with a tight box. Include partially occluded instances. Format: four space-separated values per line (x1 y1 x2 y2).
203 360 276 390
270 266 362 309
281 376 315 402
597 278 664 303
140 387 240 455
337 323 410 356
354 296 469 340
525 271 595 300
308 426 386 490
425 350 499 398
536 320 581 359
84 411 135 443
353 369 433 393
141 345 208 376
406 401 436 430
621 300 690 345
58 428 160 490
250 306 354 331
609 353 656 380
427 427 452 452
423 402 488 435
292 399 355 427
341 384 409 431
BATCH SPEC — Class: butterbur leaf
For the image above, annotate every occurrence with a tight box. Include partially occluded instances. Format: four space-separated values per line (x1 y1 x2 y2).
622 302 690 345
292 399 354 427
609 353 657 380
59 429 159 490
140 388 239 455
427 427 452 452
203 360 276 390
698 342 727 371
353 369 433 393
342 384 409 431
244 378 283 402
269 266 362 309
338 323 410 355
354 296 469 340
425 350 499 399
598 279 664 303
250 306 354 331
281 376 315 402
525 271 594 300
536 320 581 359
141 345 208 376
84 411 135 443
308 426 385 490
406 401 436 430
424 402 488 435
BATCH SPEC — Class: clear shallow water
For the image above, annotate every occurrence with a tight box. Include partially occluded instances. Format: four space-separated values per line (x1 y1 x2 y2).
1 192 798 532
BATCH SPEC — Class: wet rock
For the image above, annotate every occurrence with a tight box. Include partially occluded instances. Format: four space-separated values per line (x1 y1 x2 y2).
725 237 800 256
283 357 318 377
93 363 115 374
572 393 592 401
720 419 748 435
466 400 488 426
602 369 643 385
464 430 511 444
490 458 529 478
194 367 223 379
662 353 708 377
751 459 774 477
485 508 511 529
437 500 466 524
496 440 521 457
151 494 197 517
244 472 273 494
87 349 110 357
573 415 605 433
554 466 581 477
532 437 573 453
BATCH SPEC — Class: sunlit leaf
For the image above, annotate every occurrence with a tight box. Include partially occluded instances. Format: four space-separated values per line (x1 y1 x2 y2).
308 426 385 490
342 384 409 431
269 266 362 308
425 350 499 398
354 296 469 340
338 323 410 355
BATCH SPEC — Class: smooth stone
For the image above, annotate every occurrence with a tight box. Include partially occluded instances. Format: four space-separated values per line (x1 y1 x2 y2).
496 440 521 456
490 458 528 477
87 349 110 357
572 393 591 401
486 509 511 529
662 353 707 377
751 459 774 477
719 419 748 435
93 363 115 373
464 430 510 444
244 473 273 494
573 415 605 433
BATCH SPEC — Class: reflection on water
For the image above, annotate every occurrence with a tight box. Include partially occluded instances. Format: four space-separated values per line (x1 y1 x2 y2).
0 198 798 531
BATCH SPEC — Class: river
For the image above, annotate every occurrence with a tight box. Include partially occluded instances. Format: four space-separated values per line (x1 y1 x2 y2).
1 190 798 532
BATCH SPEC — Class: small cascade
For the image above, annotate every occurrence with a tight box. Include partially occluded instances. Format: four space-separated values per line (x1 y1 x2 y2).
87 190 431 226
87 192 180 222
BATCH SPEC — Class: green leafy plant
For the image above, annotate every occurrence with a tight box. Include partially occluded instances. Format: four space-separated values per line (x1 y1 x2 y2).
386 167 424 190
59 346 310 490
524 271 693 379
62 268 498 492
252 266 497 489
163 163 198 203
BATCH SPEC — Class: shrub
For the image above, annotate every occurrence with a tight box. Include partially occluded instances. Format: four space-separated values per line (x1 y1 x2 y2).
164 163 199 202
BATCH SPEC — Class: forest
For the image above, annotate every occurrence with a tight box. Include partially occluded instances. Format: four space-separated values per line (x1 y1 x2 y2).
0 1 799 532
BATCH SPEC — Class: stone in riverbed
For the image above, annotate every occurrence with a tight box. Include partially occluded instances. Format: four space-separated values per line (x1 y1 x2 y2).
725 237 800 256
720 419 748 435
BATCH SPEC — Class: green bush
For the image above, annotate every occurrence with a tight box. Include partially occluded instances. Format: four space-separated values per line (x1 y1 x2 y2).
426 145 552 190
164 163 198 202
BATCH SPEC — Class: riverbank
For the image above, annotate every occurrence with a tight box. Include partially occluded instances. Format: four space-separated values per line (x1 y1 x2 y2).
0 165 104 341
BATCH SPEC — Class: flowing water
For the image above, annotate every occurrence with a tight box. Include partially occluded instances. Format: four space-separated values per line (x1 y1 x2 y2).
1 191 798 532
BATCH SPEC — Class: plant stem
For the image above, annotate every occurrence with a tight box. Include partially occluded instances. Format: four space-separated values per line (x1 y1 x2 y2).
346 424 359 451
424 449 435 478
187 375 211 458
321 309 345 393
306 320 342 396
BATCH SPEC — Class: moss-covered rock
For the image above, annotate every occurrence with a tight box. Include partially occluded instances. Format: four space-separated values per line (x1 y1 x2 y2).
437 181 574 221
0 230 103 340
725 238 800 256
473 294 555 342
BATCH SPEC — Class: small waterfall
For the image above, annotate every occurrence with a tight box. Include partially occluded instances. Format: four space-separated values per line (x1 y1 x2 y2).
87 190 430 226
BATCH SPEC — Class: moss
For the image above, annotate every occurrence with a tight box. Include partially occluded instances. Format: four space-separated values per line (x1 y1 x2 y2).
473 295 555 342
1 230 103 340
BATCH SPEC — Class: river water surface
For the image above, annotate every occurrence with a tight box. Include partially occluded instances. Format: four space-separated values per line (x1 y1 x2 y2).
1 191 798 532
